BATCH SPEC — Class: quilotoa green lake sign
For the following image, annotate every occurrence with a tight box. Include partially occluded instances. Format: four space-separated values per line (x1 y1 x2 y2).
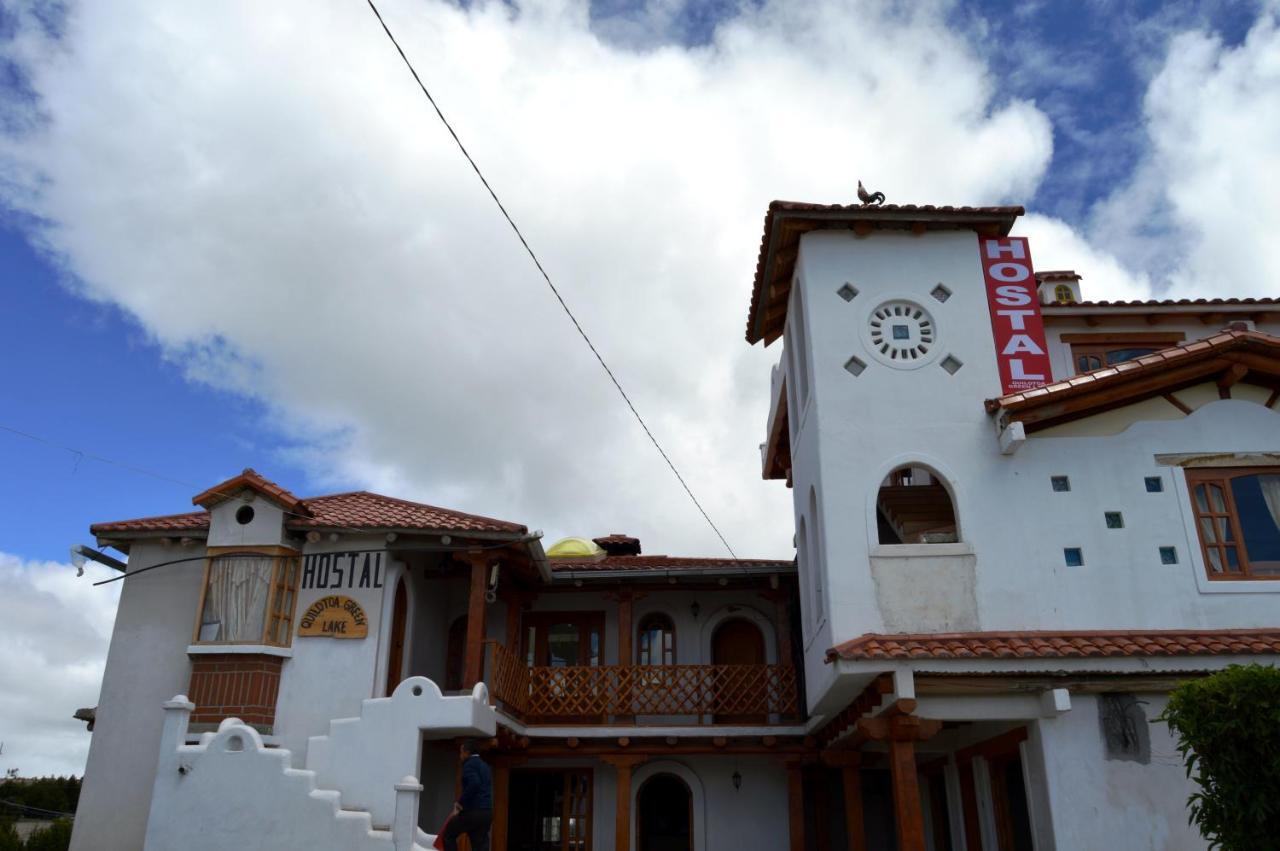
298 595 369 638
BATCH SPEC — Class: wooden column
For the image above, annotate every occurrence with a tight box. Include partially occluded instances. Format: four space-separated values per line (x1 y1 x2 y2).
463 553 488 689
786 759 806 851
603 756 644 851
491 759 511 851
888 737 926 851
822 751 866 851
855 711 940 851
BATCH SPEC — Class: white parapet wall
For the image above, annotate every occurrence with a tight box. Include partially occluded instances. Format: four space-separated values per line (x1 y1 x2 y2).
143 677 497 850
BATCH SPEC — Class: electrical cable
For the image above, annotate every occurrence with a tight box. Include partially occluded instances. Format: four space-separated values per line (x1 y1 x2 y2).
360 0 737 558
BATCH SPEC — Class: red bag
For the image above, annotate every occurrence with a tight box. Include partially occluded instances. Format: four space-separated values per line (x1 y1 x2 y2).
432 814 452 850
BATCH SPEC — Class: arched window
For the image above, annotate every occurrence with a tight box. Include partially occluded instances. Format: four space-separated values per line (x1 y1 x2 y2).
637 613 675 666
1054 284 1074 304
877 465 958 544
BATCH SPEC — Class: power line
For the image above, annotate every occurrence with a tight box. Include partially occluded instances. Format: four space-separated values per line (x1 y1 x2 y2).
360 0 737 558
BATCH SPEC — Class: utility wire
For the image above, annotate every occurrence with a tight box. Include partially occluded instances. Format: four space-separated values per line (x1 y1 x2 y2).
360 0 737 558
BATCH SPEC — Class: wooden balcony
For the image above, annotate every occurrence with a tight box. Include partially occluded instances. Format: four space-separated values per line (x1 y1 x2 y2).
484 641 800 725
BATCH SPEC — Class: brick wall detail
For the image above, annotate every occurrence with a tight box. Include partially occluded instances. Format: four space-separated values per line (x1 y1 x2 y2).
187 653 283 729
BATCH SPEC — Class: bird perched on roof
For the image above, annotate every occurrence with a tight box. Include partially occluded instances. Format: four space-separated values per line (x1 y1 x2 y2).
857 181 885 206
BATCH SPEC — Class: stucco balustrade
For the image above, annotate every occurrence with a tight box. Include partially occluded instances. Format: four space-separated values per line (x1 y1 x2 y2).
485 640 799 723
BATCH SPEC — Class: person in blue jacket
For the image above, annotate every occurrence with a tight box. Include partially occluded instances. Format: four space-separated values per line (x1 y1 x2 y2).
443 738 492 851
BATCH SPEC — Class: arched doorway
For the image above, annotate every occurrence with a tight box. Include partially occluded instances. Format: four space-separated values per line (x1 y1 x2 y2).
384 578 407 696
711 618 765 723
638 773 692 851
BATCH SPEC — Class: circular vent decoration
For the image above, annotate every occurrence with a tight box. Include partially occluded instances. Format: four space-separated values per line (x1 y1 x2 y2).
865 300 938 368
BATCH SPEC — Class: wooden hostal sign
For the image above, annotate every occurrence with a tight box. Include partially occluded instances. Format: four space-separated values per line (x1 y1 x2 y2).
298 595 369 639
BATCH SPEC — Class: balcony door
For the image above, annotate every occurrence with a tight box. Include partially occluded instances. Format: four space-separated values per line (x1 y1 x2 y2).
524 612 606 719
509 768 593 851
711 618 766 723
524 612 605 667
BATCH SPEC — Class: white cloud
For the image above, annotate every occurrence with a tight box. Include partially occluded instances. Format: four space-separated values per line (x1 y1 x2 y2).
0 553 120 778
1089 10 1280 298
0 0 1052 560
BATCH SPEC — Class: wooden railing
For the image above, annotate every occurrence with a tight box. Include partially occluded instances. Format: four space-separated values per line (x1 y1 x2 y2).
484 641 799 724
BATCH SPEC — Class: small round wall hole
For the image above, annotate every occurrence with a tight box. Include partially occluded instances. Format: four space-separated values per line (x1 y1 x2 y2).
411 685 423 696
226 735 245 752
235 505 255 525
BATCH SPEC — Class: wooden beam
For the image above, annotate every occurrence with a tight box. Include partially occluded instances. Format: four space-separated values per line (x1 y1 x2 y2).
787 760 806 851
1163 392 1194 415
617 592 633 666
888 737 926 851
463 553 488 689
1218 363 1249 398
504 589 525 652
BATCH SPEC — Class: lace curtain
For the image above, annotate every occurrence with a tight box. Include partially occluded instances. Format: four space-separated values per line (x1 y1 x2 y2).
1259 474 1280 532
200 555 273 642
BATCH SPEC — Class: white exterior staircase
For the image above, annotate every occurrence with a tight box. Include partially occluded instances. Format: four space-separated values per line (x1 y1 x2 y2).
142 677 496 851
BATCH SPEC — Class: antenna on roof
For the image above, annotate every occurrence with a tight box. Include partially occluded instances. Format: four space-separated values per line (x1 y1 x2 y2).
857 180 886 206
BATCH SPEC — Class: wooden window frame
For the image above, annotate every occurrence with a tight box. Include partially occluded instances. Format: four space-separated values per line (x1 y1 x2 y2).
510 767 593 851
1186 466 1280 580
192 545 302 647
1062 332 1185 374
636 613 675 666
523 611 606 667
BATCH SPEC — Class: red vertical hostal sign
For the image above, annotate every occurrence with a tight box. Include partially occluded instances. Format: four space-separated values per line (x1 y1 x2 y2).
978 236 1051 394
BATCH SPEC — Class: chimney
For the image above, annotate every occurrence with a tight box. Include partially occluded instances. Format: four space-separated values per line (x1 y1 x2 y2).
592 534 641 556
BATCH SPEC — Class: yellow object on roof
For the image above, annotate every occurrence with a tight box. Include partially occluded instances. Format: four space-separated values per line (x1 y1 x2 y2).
545 537 605 559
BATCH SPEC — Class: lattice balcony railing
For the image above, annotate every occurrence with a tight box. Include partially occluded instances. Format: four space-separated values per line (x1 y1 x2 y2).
483 641 798 724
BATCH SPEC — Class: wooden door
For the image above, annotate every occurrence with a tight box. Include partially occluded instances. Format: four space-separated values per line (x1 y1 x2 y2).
509 768 593 851
711 618 765 723
384 578 407 696
638 773 691 851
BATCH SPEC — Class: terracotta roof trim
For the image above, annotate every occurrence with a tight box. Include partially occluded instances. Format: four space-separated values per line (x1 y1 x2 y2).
93 489 527 536
1045 296 1279 309
746 200 1024 344
985 329 1280 414
191 468 306 513
549 555 794 573
827 628 1280 662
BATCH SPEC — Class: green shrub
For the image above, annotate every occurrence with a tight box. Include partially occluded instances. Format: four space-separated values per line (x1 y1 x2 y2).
24 818 73 851
1160 664 1280 849
0 819 21 851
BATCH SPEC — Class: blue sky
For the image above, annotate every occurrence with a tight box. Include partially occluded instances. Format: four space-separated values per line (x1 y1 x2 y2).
0 0 1268 564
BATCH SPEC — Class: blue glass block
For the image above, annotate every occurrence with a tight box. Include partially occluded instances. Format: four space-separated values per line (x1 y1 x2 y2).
1064 548 1084 567
1160 547 1178 565
1051 476 1070 492
1105 512 1124 529
1145 477 1164 492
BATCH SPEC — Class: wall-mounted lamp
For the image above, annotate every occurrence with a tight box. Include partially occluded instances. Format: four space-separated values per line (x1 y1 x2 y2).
690 601 701 619
732 770 742 791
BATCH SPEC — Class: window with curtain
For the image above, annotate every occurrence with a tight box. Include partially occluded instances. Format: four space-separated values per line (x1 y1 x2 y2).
1187 467 1280 579
636 613 675 666
197 553 300 645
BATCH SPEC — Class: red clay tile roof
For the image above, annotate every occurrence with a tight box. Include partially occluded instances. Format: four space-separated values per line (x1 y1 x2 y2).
827 629 1280 662
1035 270 1081 282
92 490 525 536
984 329 1280 430
747 200 1024 344
191 468 306 512
549 555 794 573
1045 296 1280 309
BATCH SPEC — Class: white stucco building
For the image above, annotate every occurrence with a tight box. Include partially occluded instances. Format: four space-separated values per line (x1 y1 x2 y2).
69 198 1279 851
